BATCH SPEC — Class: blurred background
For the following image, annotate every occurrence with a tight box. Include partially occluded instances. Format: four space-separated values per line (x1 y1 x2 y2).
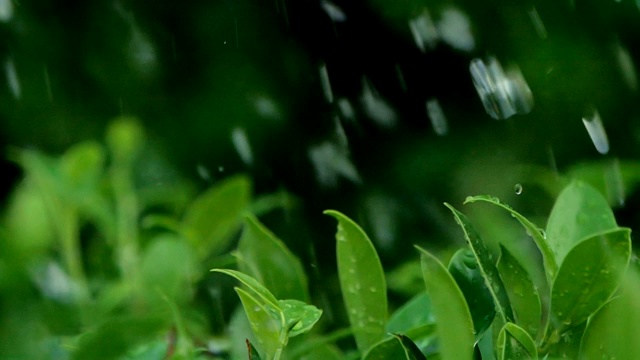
1 0 640 357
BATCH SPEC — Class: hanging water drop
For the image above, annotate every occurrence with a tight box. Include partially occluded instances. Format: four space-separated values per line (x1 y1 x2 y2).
514 183 523 195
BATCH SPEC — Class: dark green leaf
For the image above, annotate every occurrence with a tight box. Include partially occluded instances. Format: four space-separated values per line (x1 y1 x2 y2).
550 228 631 331
278 299 322 338
546 181 618 265
416 246 475 360
448 248 496 338
363 334 427 360
497 245 541 339
182 175 251 257
324 210 387 353
464 195 558 280
394 334 428 360
236 215 309 301
496 322 537 360
246 339 262 360
444 203 514 323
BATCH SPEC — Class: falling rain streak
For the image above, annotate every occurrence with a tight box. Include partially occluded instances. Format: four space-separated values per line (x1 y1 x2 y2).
582 107 609 155
319 63 334 103
361 78 397 128
469 56 534 120
0 0 12 22
614 41 637 91
231 127 253 165
308 141 360 188
605 159 625 206
409 9 438 52
5 57 21 99
321 0 346 22
528 7 548 40
337 98 355 121
426 98 448 136
409 6 475 53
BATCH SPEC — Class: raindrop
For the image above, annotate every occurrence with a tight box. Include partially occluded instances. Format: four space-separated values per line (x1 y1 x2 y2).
5 57 21 99
409 9 438 52
218 166 225 172
527 7 548 39
605 158 625 206
539 229 547 239
514 183 523 195
197 164 211 182
369 286 377 293
337 98 355 121
333 116 348 149
582 106 609 154
308 141 361 187
469 56 534 119
254 95 282 120
614 41 637 91
321 0 346 22
360 78 397 128
365 194 397 250
319 63 334 103
426 98 448 136
0 0 12 22
436 6 475 52
231 127 253 165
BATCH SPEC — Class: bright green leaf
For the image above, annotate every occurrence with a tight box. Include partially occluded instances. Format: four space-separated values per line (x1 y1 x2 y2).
497 245 542 339
394 334 428 360
416 246 475 360
448 248 496 339
182 175 251 257
496 322 537 360
444 203 514 323
386 292 433 334
550 228 631 331
324 210 387 353
105 116 145 164
278 299 322 338
210 269 280 311
579 267 640 359
464 195 558 280
236 215 309 302
235 287 282 359
546 181 618 264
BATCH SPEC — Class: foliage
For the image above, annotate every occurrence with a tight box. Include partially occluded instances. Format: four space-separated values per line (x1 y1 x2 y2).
1 118 640 359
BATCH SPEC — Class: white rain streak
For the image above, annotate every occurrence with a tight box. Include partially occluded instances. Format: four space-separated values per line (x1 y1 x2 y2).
365 194 398 250
605 158 625 206
308 141 360 188
409 9 438 52
528 7 548 40
582 107 609 155
321 0 346 22
436 7 475 52
360 79 397 128
426 98 448 135
469 56 534 119
5 57 21 99
254 95 282 120
333 116 349 149
196 164 211 182
319 63 334 103
614 41 637 91
0 0 12 22
231 127 254 165
337 97 355 121
115 2 157 76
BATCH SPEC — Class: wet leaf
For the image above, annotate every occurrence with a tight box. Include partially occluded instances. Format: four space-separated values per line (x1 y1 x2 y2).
497 245 541 339
394 334 428 360
448 248 496 339
182 175 251 257
363 334 426 360
579 268 640 359
235 287 281 358
496 322 537 360
546 181 617 265
386 292 433 334
278 299 322 338
444 203 513 323
236 215 309 301
464 195 557 280
550 228 631 331
210 269 280 311
324 210 387 353
416 246 474 360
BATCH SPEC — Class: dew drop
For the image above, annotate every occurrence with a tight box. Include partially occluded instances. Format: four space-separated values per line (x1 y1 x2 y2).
514 183 523 195
369 286 377 293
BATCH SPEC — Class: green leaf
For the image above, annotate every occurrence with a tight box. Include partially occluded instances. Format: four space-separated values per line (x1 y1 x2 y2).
59 141 105 195
579 268 640 359
235 287 282 358
448 248 496 339
496 323 537 360
210 269 280 311
278 299 322 338
236 215 309 301
546 181 618 265
464 195 558 280
324 210 387 353
444 203 514 323
105 116 145 163
394 334 428 360
386 292 433 334
497 245 542 339
182 175 251 258
363 334 427 360
416 246 475 360
550 228 631 331
246 339 263 360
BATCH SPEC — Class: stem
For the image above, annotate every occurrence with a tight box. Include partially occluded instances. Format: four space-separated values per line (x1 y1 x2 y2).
111 165 139 280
